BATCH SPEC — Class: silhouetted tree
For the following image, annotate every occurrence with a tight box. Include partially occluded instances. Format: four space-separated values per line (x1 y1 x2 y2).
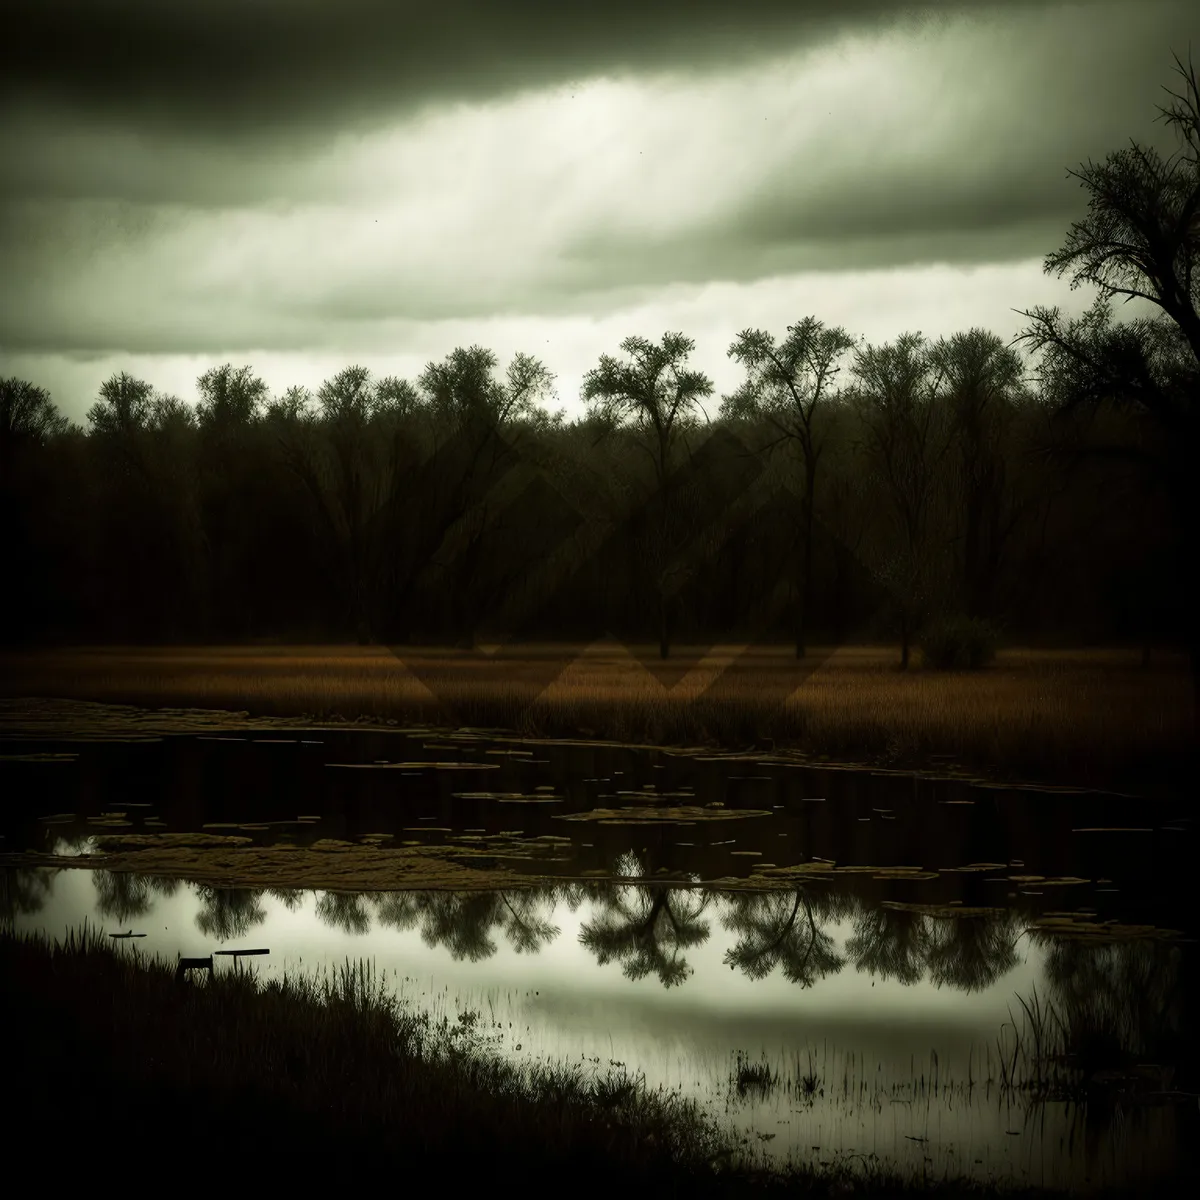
0 379 71 640
193 364 270 634
84 373 202 637
416 346 558 646
724 318 858 657
1012 50 1200 711
926 329 1029 620
0 377 67 479
583 333 714 658
849 334 954 667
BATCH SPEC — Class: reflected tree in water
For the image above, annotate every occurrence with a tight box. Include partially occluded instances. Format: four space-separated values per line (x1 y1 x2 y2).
1037 934 1184 1069
846 904 933 984
92 871 180 925
374 888 560 960
720 888 844 986
554 881 591 913
194 885 266 941
268 888 305 912
580 875 710 987
316 890 372 936
0 868 56 924
925 912 1022 992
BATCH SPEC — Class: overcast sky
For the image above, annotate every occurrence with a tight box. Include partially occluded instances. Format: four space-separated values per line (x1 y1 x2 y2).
1 0 1193 425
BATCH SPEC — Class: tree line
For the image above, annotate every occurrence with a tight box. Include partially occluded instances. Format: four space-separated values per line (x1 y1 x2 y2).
0 53 1195 683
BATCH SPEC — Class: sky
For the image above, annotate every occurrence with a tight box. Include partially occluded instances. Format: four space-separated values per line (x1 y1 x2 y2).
1 0 1194 426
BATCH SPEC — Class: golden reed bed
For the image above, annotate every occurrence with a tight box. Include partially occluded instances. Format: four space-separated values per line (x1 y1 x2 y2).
0 643 1193 796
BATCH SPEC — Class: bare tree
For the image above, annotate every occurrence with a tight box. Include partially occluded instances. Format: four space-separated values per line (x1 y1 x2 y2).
850 332 953 668
724 317 858 657
582 332 714 658
926 329 1028 619
1011 49 1200 713
0 378 67 475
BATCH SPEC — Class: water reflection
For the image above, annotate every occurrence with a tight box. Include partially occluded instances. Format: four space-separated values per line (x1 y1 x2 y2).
720 889 845 985
93 870 181 923
5 867 1194 1191
195 885 266 941
3 708 1196 1190
581 880 710 986
0 867 1175 1004
377 890 562 959
1035 934 1185 1071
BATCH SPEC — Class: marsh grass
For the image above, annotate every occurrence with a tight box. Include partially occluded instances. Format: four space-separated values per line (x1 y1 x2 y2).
5 921 732 1189
0 643 1193 796
731 1050 777 1100
991 985 1187 1106
3 922 1144 1197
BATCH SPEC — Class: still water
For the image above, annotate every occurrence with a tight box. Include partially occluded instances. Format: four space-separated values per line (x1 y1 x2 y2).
2 703 1196 1190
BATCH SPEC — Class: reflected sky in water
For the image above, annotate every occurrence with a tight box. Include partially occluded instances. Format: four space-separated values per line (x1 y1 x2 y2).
2 715 1193 1191
9 866 1188 1192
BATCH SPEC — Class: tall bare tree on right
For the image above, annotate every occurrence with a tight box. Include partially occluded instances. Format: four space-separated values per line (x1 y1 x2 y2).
1011 50 1200 719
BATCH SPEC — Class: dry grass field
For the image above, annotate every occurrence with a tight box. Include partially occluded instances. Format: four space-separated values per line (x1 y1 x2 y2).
0 642 1193 796
4 643 1195 801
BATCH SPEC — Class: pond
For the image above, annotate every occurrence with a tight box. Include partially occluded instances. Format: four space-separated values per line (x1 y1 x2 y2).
2 702 1195 1191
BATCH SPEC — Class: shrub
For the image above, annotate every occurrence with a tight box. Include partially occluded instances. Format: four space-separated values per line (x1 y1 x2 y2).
918 614 1001 670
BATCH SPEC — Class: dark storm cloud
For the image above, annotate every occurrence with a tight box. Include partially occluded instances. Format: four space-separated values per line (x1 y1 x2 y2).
4 1 1114 142
1 0 1196 372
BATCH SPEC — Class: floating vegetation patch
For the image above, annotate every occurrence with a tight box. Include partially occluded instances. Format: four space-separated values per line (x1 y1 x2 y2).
1071 827 1155 833
555 806 773 823
881 901 1006 919
94 832 254 850
450 791 564 803
0 752 78 762
607 790 695 800
325 761 501 771
1027 916 1183 942
740 863 838 882
819 864 929 875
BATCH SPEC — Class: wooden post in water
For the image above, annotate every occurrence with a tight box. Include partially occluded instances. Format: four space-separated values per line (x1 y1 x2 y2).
214 948 270 975
175 954 214 983
175 949 268 983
